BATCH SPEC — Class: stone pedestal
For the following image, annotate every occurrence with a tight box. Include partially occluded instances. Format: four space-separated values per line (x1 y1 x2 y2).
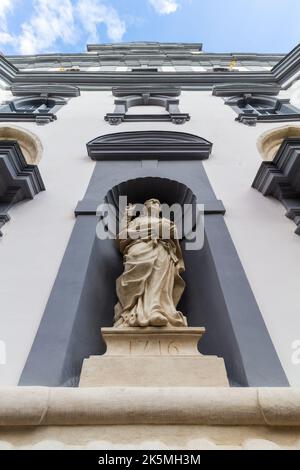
79 327 229 387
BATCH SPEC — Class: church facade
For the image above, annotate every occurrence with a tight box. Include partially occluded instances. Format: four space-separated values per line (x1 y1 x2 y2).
1 42 300 449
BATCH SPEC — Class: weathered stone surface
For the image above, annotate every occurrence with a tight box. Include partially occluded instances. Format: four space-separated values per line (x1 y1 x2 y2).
79 327 229 387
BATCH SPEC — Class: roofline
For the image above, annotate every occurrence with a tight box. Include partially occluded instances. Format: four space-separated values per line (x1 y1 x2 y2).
1 43 299 91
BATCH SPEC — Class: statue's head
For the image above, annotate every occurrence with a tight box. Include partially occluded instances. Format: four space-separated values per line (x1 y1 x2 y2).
144 198 161 216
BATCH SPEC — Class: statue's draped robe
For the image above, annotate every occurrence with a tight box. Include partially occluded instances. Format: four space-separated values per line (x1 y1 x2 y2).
114 216 187 327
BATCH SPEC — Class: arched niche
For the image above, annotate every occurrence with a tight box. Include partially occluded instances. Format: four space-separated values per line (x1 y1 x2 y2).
257 125 300 161
0 124 43 164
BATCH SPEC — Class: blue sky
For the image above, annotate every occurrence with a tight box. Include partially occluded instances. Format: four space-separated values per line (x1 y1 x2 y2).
0 0 299 56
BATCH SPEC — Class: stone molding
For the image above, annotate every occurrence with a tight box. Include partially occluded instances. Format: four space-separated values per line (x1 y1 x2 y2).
10 84 80 98
225 94 300 126
0 124 43 164
0 387 299 427
252 137 300 235
105 86 190 125
87 131 212 160
0 85 80 126
272 43 300 86
2 42 300 90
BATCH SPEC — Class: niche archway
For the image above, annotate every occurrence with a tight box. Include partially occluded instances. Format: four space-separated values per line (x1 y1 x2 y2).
103 176 197 240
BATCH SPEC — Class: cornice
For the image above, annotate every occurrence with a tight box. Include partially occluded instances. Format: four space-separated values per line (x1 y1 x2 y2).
87 130 212 161
0 141 45 235
272 43 300 85
7 70 278 91
1 43 299 91
87 42 203 52
105 87 189 125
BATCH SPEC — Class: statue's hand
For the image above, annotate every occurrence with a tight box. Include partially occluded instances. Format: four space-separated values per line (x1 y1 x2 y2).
126 204 137 218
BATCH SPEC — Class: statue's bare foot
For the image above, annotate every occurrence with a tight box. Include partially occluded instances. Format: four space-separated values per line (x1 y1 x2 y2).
150 313 168 327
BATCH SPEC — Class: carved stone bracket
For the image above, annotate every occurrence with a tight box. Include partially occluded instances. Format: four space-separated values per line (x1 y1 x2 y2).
105 86 190 125
0 141 45 235
252 137 300 235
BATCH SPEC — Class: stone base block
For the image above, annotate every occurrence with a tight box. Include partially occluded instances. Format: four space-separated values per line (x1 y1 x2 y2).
79 327 229 387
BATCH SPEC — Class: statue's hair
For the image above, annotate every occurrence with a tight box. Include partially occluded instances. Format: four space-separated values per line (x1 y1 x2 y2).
144 198 161 207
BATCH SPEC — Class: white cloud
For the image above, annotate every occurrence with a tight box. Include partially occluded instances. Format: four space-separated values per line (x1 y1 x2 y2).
6 0 126 54
18 0 76 55
0 31 14 45
77 0 126 43
149 0 179 15
0 0 15 47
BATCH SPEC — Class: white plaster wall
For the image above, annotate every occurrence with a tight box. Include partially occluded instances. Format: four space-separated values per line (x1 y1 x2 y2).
0 85 300 386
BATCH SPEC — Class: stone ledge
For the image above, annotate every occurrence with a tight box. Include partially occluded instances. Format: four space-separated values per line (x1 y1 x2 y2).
0 387 299 427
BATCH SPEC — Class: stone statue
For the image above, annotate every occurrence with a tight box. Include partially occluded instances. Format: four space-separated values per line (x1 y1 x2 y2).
114 199 187 328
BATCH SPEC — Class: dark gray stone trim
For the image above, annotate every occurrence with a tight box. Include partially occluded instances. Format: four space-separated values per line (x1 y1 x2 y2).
19 215 100 387
225 94 300 126
0 141 45 235
252 137 300 235
105 86 190 125
0 91 74 126
3 42 300 90
201 215 289 387
112 86 181 97
8 51 282 67
272 43 300 85
11 84 80 97
87 42 203 53
237 112 300 126
87 131 212 160
212 83 281 97
0 56 18 85
0 112 57 125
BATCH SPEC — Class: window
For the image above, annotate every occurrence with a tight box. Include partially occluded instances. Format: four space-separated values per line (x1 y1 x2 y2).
105 86 190 125
225 94 300 126
253 137 300 235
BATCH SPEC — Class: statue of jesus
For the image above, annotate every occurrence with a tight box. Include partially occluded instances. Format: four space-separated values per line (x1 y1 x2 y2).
114 199 187 328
